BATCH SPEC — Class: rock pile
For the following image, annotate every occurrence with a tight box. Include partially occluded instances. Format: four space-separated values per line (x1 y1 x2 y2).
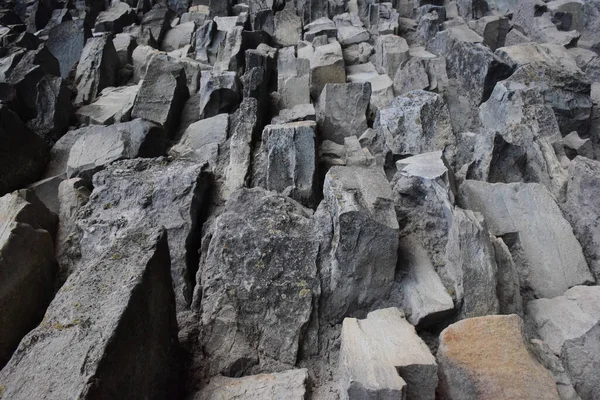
1 0 600 399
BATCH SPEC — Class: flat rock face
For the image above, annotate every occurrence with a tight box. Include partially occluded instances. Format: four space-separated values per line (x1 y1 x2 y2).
0 228 178 400
0 190 57 369
0 106 49 196
74 158 209 311
195 369 309 400
438 315 560 400
321 166 399 322
339 308 437 400
527 286 600 400
564 157 600 281
458 181 593 299
75 84 139 126
194 188 320 378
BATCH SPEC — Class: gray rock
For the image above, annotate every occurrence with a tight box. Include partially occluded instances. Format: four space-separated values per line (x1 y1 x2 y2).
75 84 139 126
198 70 240 119
74 34 119 107
333 12 370 46
46 19 89 79
303 16 337 42
563 131 594 159
214 26 244 74
298 40 346 99
170 113 229 168
43 129 82 180
75 158 209 311
479 79 568 200
339 308 437 400
55 178 90 282
272 103 316 125
345 62 395 115
373 90 455 165
94 1 135 34
113 33 137 67
225 98 258 197
495 43 593 136
0 190 57 369
458 181 594 299
277 46 311 110
438 315 560 400
194 369 309 400
428 24 513 105
25 74 72 143
320 166 399 322
317 82 371 144
66 119 167 182
0 228 178 400
444 207 499 319
491 236 523 316
528 286 600 400
273 1 302 47
564 157 600 281
131 54 189 137
253 121 317 207
0 106 49 196
393 52 449 96
140 4 172 46
160 21 196 52
393 235 455 327
529 339 582 400
193 188 319 377
468 15 510 50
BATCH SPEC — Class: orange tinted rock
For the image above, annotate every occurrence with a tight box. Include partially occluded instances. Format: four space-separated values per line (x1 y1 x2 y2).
437 314 560 400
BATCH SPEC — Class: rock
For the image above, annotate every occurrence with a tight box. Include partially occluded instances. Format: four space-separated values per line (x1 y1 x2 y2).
468 15 510 50
213 26 243 74
303 17 337 42
140 4 171 46
272 103 316 125
43 129 81 180
55 178 90 282
170 113 229 167
0 190 57 369
277 46 311 110
198 70 240 119
393 50 448 96
161 21 195 52
342 41 374 65
0 106 49 196
25 74 72 143
193 188 320 377
273 1 302 47
317 82 370 144
444 207 500 319
225 98 258 196
113 33 137 67
527 286 600 400
437 315 560 400
346 62 395 114
479 79 568 199
75 84 139 125
0 228 178 400
297 40 346 99
46 19 90 79
564 157 600 281
428 24 513 105
339 308 437 400
74 34 119 107
253 121 317 207
373 90 455 166
66 119 167 182
333 12 370 47
491 236 523 316
529 339 582 400
495 43 593 136
563 131 593 159
458 181 594 299
394 235 455 327
131 54 189 137
320 166 399 322
94 1 135 34
194 369 309 400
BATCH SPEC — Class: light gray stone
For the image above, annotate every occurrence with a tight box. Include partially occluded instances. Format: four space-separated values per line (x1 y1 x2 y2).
317 82 371 144
298 40 346 99
339 308 437 400
170 113 229 167
458 181 594 298
0 190 57 369
74 34 119 107
75 84 139 126
161 21 196 52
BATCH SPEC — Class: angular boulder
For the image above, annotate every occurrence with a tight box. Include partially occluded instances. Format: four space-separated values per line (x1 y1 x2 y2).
0 228 178 400
320 166 399 322
75 84 139 126
339 308 437 400
317 82 371 144
458 181 594 298
437 315 560 400
74 34 119 106
0 190 57 369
